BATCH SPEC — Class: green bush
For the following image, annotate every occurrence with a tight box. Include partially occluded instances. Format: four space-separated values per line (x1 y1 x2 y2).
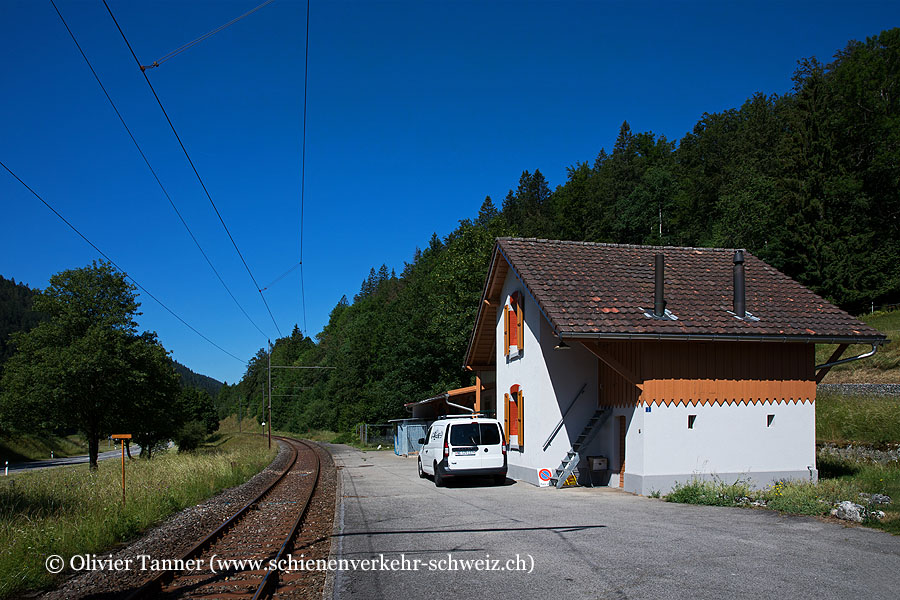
174 421 207 453
666 477 752 506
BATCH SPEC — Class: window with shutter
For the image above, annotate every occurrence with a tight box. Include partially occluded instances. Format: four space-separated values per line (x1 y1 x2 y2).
506 384 524 449
504 292 524 356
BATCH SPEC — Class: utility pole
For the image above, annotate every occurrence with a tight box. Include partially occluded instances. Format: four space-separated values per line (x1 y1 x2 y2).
267 339 272 449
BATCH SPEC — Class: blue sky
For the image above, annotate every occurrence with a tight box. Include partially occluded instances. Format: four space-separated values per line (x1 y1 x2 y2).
1 0 897 384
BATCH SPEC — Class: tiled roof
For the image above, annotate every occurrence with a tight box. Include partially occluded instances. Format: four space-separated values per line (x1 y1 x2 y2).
497 238 885 342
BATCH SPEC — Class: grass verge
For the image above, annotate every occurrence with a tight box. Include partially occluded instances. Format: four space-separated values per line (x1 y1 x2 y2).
0 434 88 462
0 430 276 599
665 390 900 534
817 309 900 383
816 390 900 446
665 462 899 534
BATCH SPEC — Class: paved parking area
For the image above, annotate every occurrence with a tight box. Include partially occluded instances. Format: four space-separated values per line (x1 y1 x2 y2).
326 444 900 600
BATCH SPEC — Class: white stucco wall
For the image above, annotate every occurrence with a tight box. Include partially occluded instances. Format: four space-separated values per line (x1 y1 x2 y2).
627 400 817 495
496 274 609 486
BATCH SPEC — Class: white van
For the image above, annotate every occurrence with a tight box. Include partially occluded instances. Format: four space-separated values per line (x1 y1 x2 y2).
418 416 507 486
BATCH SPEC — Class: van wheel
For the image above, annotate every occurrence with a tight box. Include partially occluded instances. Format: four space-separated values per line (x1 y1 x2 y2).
434 462 445 487
417 458 426 479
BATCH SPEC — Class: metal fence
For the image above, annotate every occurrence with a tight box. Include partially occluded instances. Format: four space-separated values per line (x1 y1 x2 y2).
393 420 428 456
356 423 393 447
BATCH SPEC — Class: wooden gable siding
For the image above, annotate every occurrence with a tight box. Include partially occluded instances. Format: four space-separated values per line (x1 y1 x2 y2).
597 341 642 408
594 341 815 408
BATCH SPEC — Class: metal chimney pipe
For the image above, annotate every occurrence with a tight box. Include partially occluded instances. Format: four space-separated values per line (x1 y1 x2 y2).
654 253 666 317
733 250 746 318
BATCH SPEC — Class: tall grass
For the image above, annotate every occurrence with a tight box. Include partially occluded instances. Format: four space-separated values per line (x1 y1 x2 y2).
0 432 275 599
816 390 900 445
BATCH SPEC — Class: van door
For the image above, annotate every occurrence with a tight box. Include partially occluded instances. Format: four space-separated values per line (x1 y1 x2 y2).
423 424 444 473
447 422 482 469
480 423 504 469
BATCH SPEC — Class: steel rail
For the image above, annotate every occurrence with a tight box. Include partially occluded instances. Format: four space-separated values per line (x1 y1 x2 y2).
251 438 322 599
124 435 311 600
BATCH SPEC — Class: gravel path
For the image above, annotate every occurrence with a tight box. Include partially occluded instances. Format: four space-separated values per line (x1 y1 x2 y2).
818 383 900 397
819 443 900 464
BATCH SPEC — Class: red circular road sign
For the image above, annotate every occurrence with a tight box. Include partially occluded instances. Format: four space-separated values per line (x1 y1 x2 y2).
538 469 552 481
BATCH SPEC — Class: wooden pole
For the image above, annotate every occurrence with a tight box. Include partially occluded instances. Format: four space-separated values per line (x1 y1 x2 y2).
120 440 125 506
111 434 131 506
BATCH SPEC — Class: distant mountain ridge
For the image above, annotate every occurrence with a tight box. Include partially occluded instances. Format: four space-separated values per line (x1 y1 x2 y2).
172 360 224 396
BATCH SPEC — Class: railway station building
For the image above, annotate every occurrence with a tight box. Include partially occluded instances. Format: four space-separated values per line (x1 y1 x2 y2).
463 238 886 494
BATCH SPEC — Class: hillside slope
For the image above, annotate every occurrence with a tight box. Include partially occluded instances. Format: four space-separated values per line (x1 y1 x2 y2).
819 310 899 383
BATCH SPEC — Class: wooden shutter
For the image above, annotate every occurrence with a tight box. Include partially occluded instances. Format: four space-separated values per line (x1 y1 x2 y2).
503 305 510 356
503 393 510 444
517 390 524 446
516 294 524 351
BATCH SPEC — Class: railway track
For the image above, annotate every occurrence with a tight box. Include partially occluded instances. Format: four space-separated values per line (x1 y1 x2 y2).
125 436 322 600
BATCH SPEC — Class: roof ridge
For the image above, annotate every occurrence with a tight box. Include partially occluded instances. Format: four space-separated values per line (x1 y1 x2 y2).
497 237 744 253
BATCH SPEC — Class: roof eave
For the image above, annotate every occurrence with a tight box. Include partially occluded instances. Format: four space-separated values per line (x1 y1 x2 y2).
562 332 888 345
462 243 503 369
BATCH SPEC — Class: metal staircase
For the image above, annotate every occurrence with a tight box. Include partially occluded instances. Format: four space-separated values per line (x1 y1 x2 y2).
550 408 611 488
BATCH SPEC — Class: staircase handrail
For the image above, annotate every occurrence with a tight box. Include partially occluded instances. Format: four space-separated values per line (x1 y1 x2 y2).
542 383 587 451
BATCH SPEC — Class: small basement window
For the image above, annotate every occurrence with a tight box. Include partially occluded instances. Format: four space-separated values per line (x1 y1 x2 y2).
687 414 696 429
767 414 775 427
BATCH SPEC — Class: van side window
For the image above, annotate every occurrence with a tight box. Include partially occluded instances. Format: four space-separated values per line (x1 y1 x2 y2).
480 423 501 445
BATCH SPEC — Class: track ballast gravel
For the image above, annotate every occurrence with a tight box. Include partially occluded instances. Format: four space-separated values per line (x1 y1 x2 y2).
39 439 336 600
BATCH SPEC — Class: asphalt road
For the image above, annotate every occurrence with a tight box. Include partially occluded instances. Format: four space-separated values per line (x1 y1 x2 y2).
327 444 900 600
5 445 138 473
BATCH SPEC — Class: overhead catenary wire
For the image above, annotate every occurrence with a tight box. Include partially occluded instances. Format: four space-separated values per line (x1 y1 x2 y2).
260 261 302 292
102 0 283 339
0 159 246 364
50 0 269 341
139 0 275 71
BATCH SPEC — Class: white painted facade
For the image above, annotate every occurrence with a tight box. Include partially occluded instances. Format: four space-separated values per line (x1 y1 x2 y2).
494 271 817 495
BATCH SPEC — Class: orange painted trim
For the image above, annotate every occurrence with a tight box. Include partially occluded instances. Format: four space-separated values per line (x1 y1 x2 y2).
503 305 510 357
447 384 479 398
617 416 626 489
503 393 510 444
516 293 524 352
474 374 482 412
517 390 524 446
645 397 815 407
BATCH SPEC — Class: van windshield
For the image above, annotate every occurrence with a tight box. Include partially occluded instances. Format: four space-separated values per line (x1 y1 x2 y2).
449 423 501 446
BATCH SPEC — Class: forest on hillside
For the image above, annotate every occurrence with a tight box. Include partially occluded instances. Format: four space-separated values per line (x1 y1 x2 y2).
0 277 223 396
218 30 900 434
0 276 43 371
